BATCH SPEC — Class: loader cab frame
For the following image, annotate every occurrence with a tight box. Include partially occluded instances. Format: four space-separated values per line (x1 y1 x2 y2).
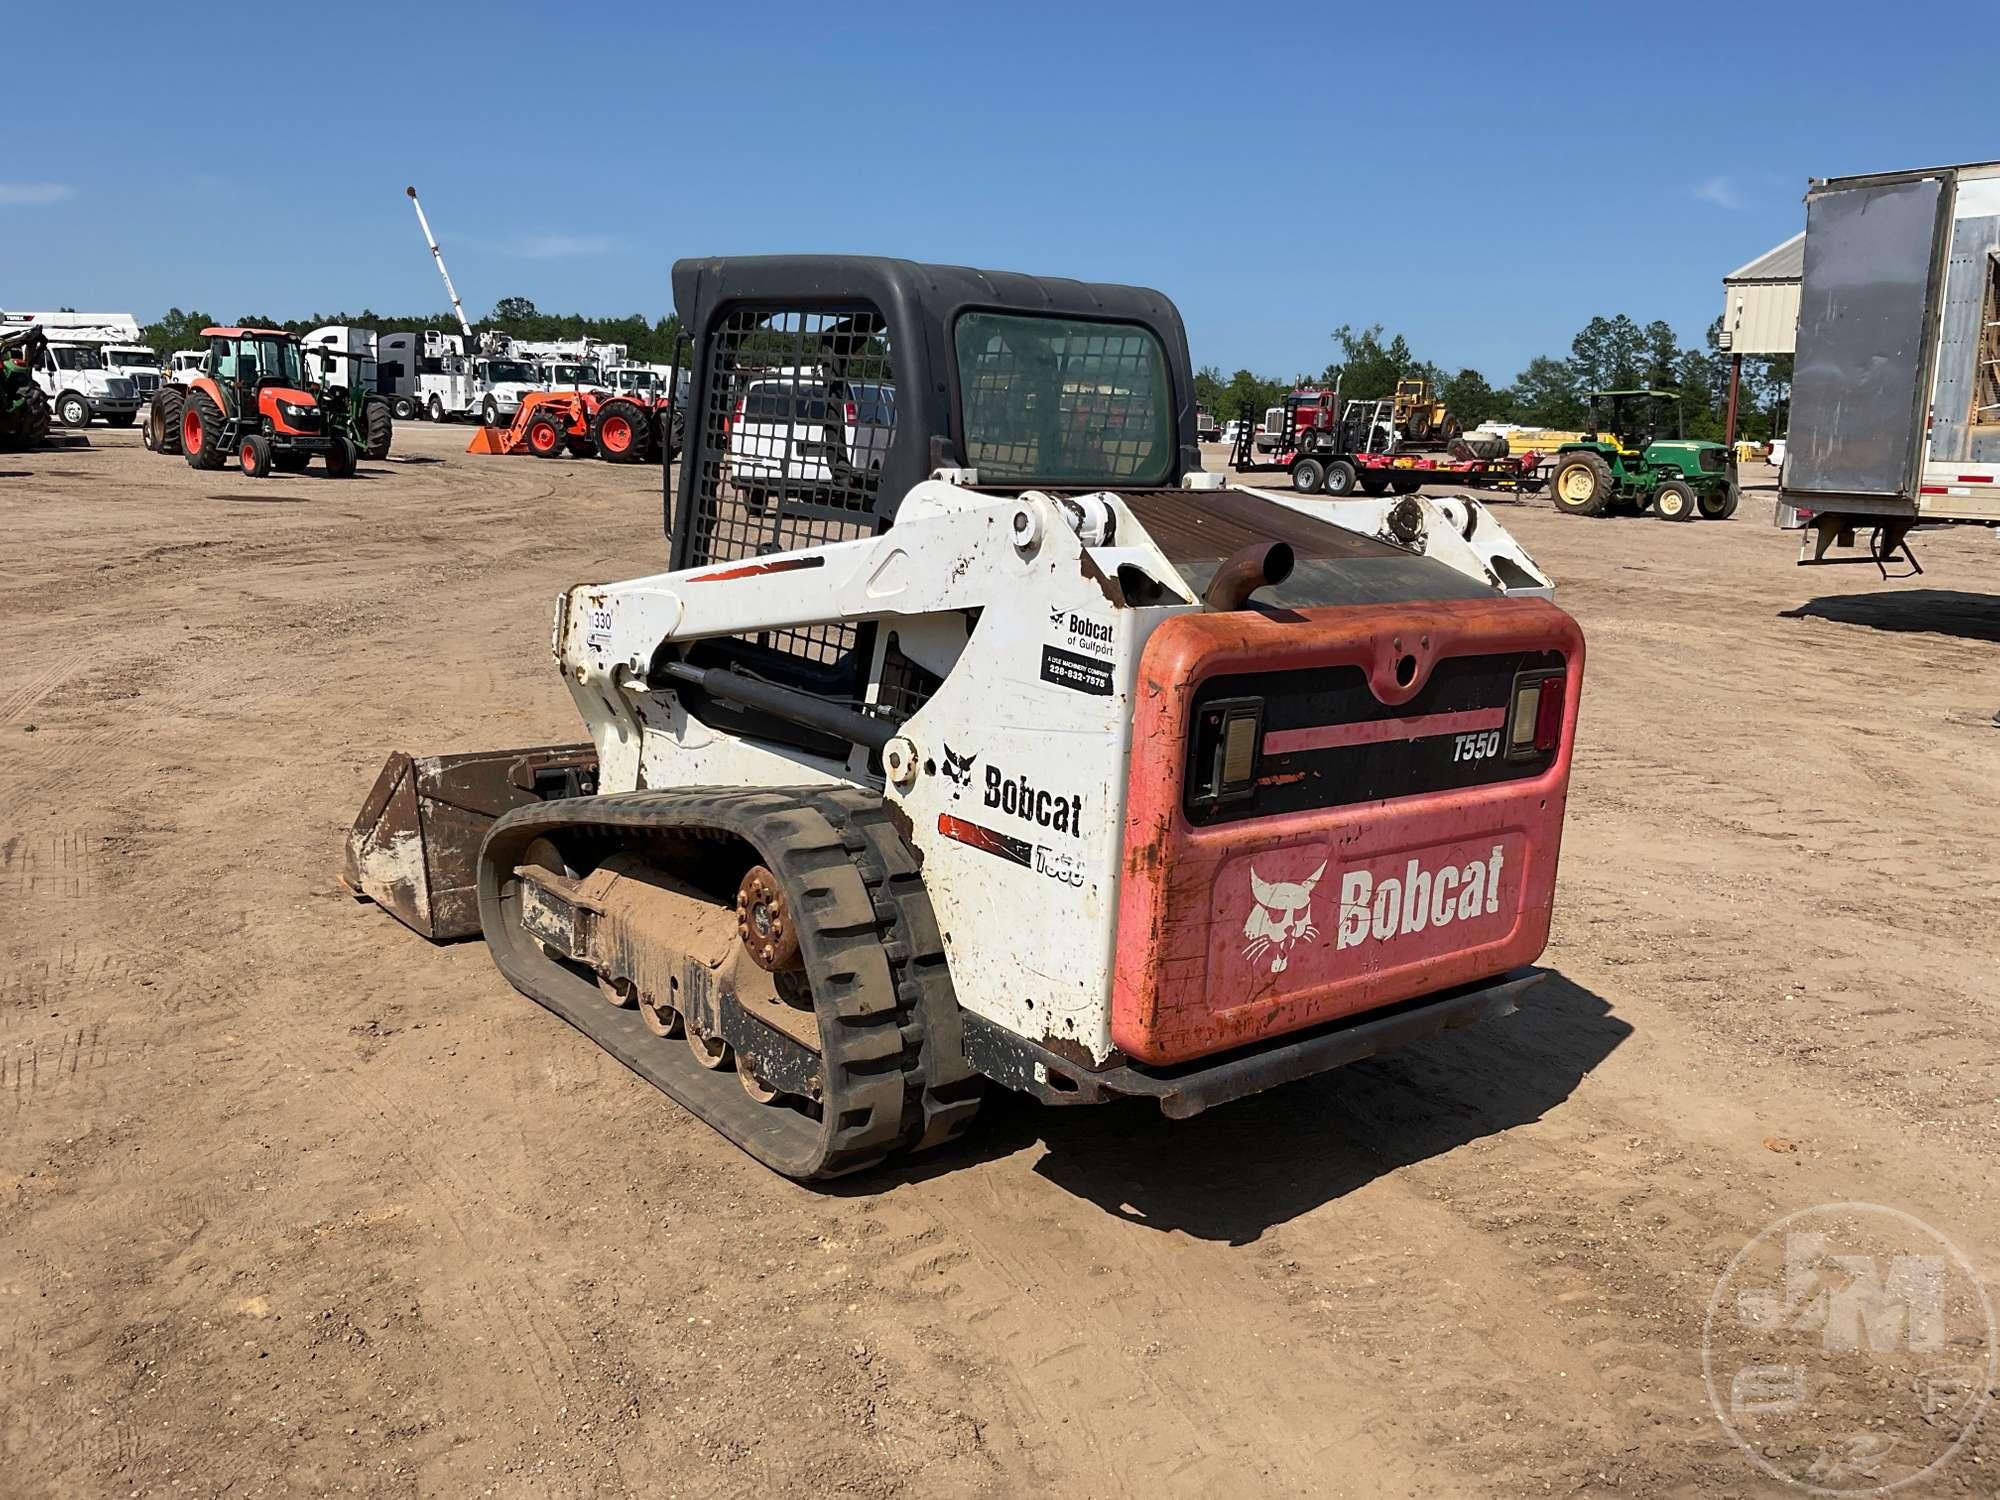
664 254 1202 753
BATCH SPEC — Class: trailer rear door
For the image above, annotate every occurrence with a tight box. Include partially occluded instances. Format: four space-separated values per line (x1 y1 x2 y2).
1786 174 1950 499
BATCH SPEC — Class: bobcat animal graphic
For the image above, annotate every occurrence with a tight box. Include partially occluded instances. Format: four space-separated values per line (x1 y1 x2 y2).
1242 861 1327 973
942 746 977 788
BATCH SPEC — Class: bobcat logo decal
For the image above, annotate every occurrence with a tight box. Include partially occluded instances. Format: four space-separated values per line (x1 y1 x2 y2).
942 745 977 788
1242 861 1326 973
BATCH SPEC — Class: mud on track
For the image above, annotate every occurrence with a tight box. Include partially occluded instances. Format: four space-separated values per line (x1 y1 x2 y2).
2 426 1995 1495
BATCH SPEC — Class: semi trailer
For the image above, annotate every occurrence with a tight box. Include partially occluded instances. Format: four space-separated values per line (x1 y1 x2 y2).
1778 160 2000 567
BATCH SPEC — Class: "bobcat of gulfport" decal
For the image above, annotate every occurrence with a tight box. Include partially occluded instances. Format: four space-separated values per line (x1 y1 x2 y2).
1242 862 1326 973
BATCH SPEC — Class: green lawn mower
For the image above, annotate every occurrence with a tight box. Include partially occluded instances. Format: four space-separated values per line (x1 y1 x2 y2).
1547 389 1736 522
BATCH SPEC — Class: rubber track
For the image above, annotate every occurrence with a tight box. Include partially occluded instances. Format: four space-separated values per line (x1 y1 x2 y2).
476 786 982 1180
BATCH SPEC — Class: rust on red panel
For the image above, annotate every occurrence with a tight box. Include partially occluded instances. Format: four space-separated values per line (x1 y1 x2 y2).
1112 598 1585 1066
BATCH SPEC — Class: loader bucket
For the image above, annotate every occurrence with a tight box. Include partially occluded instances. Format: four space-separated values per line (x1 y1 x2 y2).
341 744 599 940
465 425 510 455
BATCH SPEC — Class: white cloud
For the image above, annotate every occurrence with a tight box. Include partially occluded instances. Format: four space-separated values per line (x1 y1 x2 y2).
1693 175 1744 210
0 182 76 206
506 232 624 260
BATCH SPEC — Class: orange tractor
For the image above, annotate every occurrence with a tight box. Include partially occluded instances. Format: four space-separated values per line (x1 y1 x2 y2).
467 388 675 463
148 327 359 477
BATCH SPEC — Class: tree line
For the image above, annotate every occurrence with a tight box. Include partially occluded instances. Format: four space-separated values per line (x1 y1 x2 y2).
137 297 1791 441
1196 315 1793 441
139 298 686 364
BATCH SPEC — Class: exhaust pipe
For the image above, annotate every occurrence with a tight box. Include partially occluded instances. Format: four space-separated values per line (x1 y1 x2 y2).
1203 541 1294 611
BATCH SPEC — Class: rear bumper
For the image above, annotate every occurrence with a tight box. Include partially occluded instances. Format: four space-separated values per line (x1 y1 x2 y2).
963 968 1540 1117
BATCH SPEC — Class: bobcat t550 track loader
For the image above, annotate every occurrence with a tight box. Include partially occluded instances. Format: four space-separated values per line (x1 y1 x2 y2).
343 256 1585 1181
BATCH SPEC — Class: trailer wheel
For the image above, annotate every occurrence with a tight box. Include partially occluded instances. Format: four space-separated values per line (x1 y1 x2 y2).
1357 472 1389 497
1652 479 1697 522
1698 483 1740 520
1290 456 1325 493
1323 459 1358 497
1550 452 1613 516
240 434 273 478
1390 474 1423 496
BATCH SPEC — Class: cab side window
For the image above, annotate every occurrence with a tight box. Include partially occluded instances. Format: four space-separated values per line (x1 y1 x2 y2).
209 337 235 382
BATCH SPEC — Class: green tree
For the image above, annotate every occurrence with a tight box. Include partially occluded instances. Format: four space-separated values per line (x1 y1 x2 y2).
1328 324 1414 399
1220 368 1284 425
1193 363 1225 415
1640 319 1680 388
1440 367 1504 429
1508 355 1586 428
1568 314 1646 393
141 307 217 353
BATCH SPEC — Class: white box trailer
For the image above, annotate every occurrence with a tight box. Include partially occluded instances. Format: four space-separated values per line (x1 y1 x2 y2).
1780 161 2000 566
1 310 149 427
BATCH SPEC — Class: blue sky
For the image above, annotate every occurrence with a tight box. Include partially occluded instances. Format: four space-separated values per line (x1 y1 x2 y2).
4 1 1991 382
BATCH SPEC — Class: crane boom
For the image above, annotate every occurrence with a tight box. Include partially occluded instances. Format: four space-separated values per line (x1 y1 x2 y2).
405 186 473 342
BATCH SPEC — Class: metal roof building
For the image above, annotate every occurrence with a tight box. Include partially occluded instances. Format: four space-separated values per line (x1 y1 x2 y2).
1720 232 1803 355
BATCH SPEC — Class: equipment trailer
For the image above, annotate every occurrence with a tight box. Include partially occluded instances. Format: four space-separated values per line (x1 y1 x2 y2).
1232 390 1545 498
344 255 1584 1182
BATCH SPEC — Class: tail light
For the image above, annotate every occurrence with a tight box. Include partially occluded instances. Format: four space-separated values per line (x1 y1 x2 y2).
844 400 857 428
1188 697 1264 807
1506 669 1566 760
725 399 742 438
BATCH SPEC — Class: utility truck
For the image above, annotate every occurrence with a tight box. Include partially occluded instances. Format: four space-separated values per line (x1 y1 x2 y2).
376 329 484 421
1777 160 2000 569
342 254 1583 1183
0 311 146 427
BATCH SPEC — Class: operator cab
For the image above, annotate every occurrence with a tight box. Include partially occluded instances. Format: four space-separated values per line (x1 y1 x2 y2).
205 329 306 392
1587 389 1684 452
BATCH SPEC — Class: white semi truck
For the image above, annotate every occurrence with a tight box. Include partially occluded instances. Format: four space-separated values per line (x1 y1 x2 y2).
1779 160 2000 567
0 311 149 427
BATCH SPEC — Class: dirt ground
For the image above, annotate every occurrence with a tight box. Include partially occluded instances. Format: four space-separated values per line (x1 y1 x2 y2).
2 421 1996 1497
